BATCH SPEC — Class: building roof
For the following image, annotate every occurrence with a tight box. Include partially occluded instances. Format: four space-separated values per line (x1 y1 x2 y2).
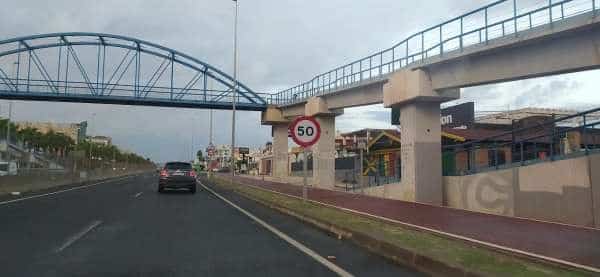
442 128 512 142
340 128 397 138
475 108 582 125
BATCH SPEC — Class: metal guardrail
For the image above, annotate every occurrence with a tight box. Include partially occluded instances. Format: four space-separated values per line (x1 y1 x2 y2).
270 0 597 105
443 107 600 175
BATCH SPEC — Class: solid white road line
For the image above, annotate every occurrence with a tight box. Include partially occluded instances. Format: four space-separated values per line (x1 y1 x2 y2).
0 176 132 206
55 220 102 253
134 192 143 198
198 181 354 277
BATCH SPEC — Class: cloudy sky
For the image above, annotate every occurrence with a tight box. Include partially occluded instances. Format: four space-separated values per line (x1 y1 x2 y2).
1 0 599 162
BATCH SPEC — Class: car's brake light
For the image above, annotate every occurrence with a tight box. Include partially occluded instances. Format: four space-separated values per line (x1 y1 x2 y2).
189 171 197 177
160 170 168 177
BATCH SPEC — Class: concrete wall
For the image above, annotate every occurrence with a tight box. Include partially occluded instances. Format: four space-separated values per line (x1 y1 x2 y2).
515 156 593 227
443 155 599 228
444 169 515 216
590 154 600 228
363 154 599 227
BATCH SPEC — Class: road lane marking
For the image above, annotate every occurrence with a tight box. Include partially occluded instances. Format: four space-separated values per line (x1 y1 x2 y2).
0 176 132 206
199 181 354 277
55 220 102 253
133 192 143 198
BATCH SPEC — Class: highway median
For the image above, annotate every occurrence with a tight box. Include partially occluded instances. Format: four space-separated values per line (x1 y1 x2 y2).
207 175 594 277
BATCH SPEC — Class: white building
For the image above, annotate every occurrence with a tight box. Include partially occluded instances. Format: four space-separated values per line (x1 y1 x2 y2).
88 135 112 146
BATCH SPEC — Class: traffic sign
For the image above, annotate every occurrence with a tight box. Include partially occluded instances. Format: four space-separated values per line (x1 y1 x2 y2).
289 116 321 148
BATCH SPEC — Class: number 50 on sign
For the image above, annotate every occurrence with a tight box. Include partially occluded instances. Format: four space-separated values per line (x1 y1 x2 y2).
289 116 321 148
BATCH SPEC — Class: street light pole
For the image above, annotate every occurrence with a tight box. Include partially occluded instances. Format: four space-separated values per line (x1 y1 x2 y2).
5 102 12 157
231 0 239 179
5 62 17 165
88 113 96 170
206 75 213 170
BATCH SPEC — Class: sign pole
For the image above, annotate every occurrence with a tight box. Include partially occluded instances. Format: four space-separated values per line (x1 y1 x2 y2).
360 146 364 194
303 147 308 201
289 115 321 203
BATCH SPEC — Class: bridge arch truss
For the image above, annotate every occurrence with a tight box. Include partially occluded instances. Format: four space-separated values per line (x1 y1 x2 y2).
0 32 267 110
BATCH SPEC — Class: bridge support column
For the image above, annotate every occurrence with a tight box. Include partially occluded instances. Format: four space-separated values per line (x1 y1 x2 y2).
304 97 343 189
262 106 290 180
311 115 336 189
384 69 459 205
397 103 443 204
272 124 289 180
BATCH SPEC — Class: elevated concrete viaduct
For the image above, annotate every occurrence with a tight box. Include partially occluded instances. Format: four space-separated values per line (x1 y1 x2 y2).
264 10 600 205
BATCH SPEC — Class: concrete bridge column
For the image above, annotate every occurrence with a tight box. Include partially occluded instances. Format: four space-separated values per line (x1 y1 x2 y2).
272 124 289 180
261 106 290 180
311 115 336 189
304 97 343 190
398 102 443 203
384 69 459 205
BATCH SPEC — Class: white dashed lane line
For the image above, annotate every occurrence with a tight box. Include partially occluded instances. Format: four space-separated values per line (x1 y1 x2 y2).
55 220 103 253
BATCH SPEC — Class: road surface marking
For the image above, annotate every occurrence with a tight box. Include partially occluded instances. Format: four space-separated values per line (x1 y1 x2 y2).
239 181 600 274
0 176 131 206
134 192 143 198
199 181 354 277
55 220 102 253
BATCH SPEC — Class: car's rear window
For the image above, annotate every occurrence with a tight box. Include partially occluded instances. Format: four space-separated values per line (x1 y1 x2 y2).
165 162 192 170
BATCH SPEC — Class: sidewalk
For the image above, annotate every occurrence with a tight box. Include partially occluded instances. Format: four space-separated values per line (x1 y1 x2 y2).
222 174 600 270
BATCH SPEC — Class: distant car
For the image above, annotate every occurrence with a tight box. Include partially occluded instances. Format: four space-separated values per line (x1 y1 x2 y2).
158 162 197 193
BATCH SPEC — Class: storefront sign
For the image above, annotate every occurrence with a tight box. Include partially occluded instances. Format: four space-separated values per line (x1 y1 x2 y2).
391 102 474 127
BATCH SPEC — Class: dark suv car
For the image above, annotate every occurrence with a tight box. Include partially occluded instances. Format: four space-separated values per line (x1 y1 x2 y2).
158 162 197 193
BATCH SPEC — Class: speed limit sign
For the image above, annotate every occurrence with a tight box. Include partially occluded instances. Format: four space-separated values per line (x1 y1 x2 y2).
289 116 321 148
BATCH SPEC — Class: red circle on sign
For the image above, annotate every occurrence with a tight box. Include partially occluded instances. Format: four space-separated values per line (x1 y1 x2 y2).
289 116 321 148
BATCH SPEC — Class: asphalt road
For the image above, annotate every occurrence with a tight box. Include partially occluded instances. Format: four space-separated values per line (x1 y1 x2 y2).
0 173 421 277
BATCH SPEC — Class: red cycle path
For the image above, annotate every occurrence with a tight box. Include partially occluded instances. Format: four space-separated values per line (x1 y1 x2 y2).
220 174 600 269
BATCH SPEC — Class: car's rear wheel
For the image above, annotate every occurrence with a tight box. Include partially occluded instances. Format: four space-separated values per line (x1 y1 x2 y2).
158 186 164 193
190 185 196 194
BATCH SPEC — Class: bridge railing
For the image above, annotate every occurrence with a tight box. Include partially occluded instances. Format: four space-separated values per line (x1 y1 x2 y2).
442 106 600 176
271 0 597 106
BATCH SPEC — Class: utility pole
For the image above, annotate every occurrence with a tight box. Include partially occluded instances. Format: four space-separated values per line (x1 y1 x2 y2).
231 0 239 179
204 75 214 176
5 102 12 162
5 62 17 166
88 113 96 170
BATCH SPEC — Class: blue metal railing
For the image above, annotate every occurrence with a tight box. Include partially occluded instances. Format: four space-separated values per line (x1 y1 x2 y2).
270 0 597 106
